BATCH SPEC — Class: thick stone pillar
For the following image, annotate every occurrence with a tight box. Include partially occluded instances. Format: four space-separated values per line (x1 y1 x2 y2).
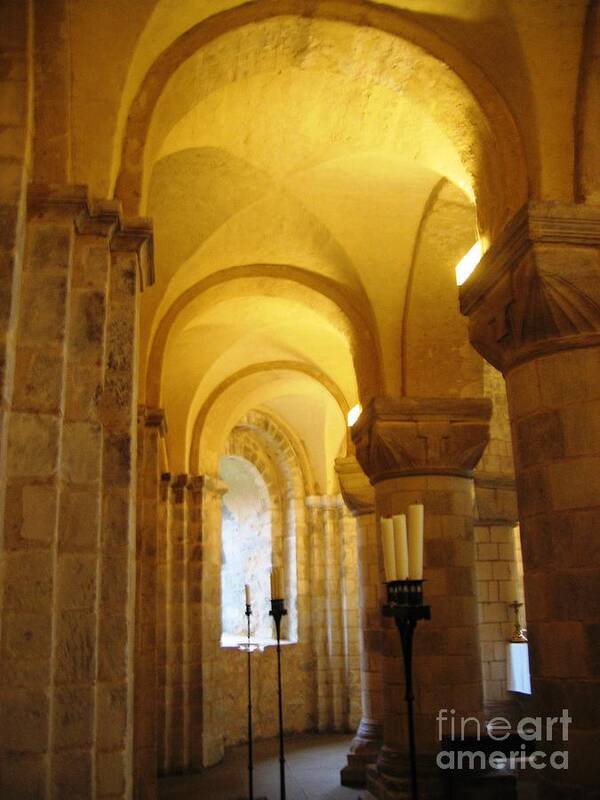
352 397 491 799
460 201 600 798
0 184 152 798
335 455 383 787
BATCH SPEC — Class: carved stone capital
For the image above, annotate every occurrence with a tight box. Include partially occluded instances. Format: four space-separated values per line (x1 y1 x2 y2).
351 397 491 484
170 473 188 504
335 456 375 515
460 201 600 373
144 406 167 436
187 475 205 496
27 183 155 289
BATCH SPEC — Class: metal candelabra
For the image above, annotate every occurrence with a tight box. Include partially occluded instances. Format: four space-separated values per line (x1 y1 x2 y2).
383 579 431 800
269 598 288 800
240 604 267 800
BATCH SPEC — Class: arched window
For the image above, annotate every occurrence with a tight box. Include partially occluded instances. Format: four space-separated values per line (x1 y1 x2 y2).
219 455 273 642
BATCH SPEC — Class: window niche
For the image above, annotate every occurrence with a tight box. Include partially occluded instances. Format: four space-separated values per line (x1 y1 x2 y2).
219 455 274 643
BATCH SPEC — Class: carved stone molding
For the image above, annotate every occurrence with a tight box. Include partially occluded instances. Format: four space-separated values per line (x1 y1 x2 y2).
460 201 600 373
27 182 155 289
334 455 375 515
351 397 491 484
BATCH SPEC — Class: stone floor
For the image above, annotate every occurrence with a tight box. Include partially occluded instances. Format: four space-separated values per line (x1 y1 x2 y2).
158 734 368 800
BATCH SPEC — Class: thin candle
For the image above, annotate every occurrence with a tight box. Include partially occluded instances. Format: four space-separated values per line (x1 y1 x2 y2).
245 584 251 605
380 517 396 582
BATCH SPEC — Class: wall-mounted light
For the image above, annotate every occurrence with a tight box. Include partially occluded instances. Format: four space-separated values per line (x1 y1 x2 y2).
455 241 483 286
347 403 362 427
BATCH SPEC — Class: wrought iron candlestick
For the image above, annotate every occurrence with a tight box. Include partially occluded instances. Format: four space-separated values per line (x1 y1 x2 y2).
383 579 431 800
240 604 267 800
269 598 288 800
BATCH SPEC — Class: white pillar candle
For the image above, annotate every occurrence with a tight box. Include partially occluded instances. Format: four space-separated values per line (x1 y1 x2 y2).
380 517 396 582
245 584 251 605
407 504 424 579
392 514 409 580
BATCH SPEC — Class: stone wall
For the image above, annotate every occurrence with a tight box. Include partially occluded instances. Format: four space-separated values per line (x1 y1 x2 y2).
0 184 152 799
474 523 522 703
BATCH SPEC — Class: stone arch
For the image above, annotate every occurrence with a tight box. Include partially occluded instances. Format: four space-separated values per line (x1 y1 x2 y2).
188 360 350 474
145 264 381 406
113 0 527 239
232 408 317 642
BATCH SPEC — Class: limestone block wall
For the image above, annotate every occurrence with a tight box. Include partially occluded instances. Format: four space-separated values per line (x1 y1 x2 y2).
474 523 522 703
0 185 151 799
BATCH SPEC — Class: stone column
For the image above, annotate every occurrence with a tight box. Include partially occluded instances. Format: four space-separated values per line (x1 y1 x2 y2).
134 407 165 799
335 455 383 787
460 201 600 798
305 494 358 733
0 184 152 798
351 397 491 799
185 474 226 768
164 474 187 773
156 472 170 775
184 475 204 771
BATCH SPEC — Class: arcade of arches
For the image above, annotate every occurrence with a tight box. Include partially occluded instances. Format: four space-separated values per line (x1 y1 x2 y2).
0 1 599 798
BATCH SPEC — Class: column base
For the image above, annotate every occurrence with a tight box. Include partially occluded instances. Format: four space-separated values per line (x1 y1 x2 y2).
340 719 382 787
366 747 444 800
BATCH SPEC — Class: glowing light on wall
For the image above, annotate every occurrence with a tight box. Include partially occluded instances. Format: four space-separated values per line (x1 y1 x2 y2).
455 241 483 286
347 404 362 427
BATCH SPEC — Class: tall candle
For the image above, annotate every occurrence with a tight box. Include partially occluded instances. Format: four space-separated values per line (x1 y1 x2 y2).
380 517 396 582
392 514 409 580
407 504 424 579
245 584 251 605
271 567 284 599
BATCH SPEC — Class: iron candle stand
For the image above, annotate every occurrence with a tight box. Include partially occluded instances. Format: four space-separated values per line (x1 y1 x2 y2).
269 598 288 800
383 579 431 800
240 604 267 800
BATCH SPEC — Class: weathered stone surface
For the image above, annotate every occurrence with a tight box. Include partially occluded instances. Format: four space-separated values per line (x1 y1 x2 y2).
7 412 59 476
61 421 102 483
56 554 97 611
3 550 53 612
54 610 96 684
53 686 94 749
2 689 49 752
